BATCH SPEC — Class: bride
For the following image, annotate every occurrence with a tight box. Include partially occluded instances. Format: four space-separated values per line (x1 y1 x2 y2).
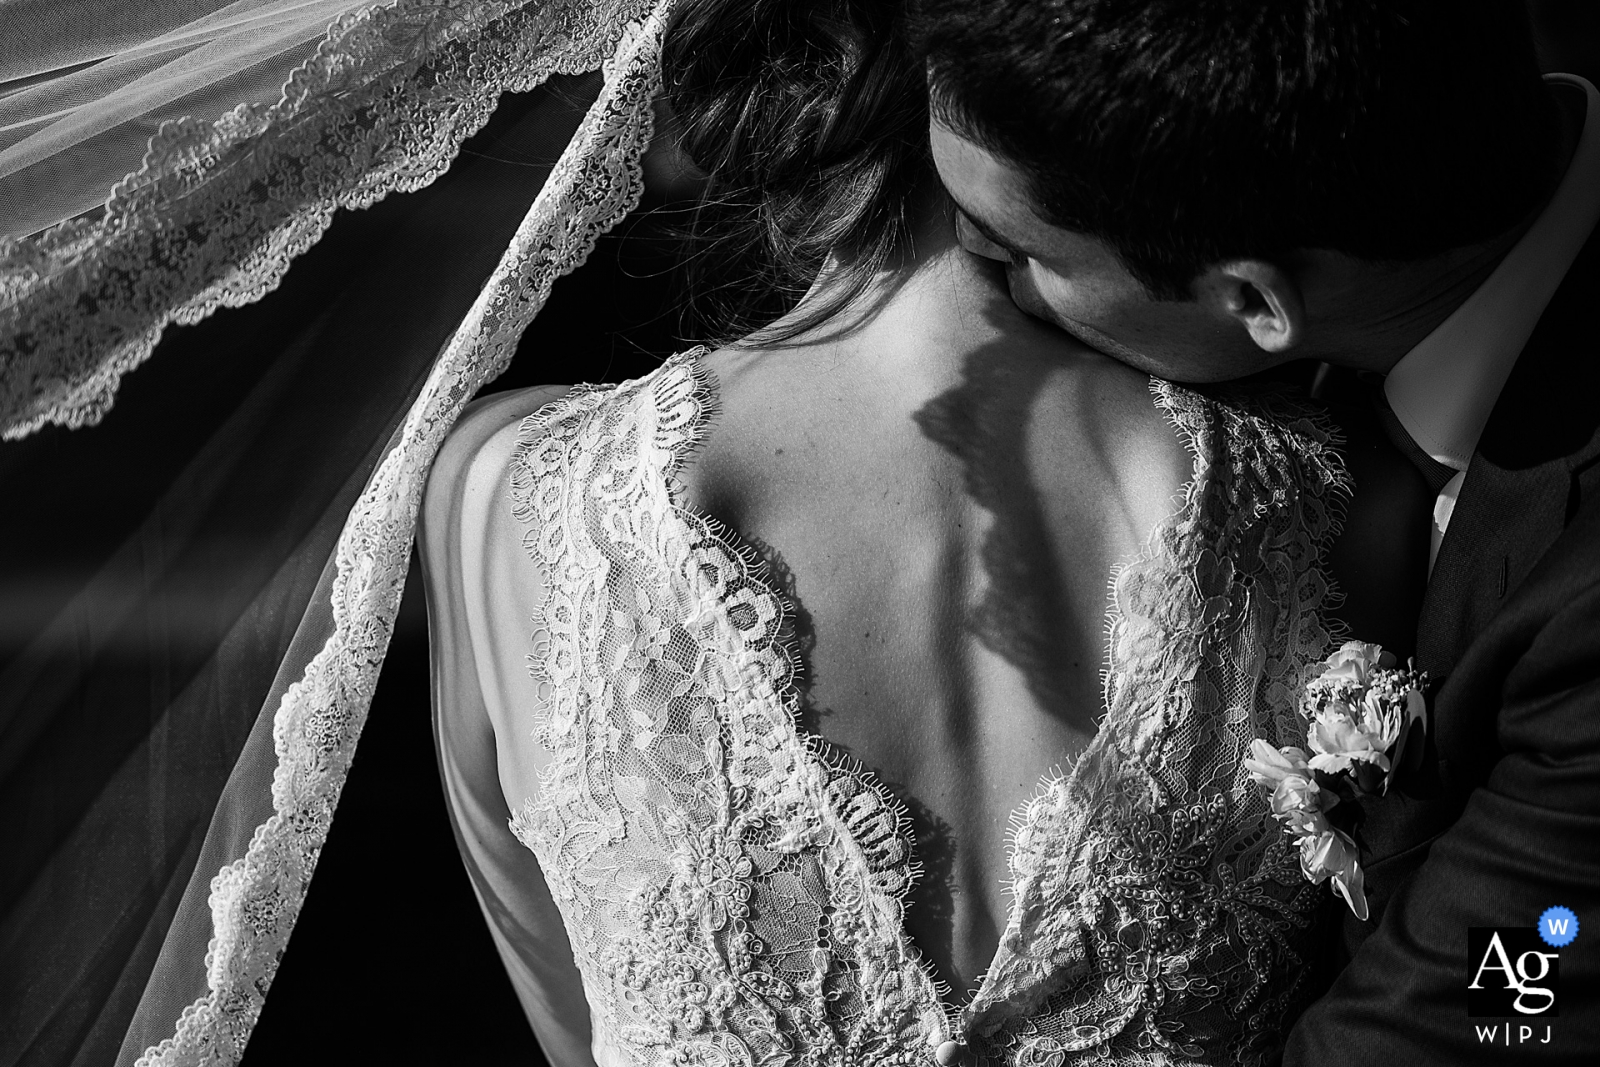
420 1 1424 1065
0 0 1430 1062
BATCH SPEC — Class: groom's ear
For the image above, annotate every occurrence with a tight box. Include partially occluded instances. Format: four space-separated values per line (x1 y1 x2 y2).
1194 259 1306 354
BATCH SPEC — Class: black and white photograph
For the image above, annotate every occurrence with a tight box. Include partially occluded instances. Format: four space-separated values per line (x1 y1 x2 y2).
2 1 1598 1064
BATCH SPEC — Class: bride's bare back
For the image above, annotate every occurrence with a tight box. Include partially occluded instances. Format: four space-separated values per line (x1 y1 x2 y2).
675 253 1191 992
421 235 1189 1052
421 213 1435 1067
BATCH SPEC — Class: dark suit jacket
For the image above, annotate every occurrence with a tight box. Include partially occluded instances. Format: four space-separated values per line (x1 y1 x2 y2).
1284 230 1600 1061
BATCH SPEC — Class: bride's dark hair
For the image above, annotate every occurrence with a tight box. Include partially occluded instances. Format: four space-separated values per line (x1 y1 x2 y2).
661 0 929 344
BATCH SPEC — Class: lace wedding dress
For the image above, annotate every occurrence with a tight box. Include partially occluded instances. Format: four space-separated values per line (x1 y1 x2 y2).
500 348 1350 1067
1 1 1353 1061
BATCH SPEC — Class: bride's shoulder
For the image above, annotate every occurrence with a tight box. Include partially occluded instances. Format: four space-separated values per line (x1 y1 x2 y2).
426 387 572 511
420 385 578 568
426 354 705 523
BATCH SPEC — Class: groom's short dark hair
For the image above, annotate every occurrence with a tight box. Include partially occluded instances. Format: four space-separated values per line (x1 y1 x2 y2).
918 0 1561 298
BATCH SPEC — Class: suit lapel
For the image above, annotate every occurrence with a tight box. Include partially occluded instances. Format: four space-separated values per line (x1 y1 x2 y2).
1417 227 1600 679
1418 455 1569 678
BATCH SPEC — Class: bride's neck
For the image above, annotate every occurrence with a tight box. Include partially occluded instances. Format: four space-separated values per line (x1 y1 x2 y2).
767 186 977 354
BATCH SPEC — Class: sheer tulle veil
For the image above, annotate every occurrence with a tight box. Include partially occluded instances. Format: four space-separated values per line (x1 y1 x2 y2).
0 1 676 1062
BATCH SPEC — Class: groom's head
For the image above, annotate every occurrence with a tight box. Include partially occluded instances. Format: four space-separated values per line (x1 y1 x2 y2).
918 0 1561 382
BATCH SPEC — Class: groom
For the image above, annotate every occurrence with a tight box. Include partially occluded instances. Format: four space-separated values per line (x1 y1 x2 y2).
918 0 1598 1061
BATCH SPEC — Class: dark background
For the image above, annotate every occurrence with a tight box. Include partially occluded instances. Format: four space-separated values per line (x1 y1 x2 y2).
1 5 1596 1065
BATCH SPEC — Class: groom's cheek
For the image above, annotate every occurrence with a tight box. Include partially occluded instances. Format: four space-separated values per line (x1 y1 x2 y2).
1003 263 1056 323
1009 262 1098 333
1007 263 1173 371
1006 265 1103 343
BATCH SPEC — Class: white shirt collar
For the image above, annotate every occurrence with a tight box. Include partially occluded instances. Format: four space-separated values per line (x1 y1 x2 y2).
1385 73 1600 473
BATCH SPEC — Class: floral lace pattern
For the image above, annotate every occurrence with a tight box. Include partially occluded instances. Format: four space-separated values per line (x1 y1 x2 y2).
964 382 1350 1066
0 0 654 440
509 355 1352 1067
131 6 676 1065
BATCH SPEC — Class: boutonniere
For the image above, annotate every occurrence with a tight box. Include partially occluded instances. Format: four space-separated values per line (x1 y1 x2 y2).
1245 641 1429 920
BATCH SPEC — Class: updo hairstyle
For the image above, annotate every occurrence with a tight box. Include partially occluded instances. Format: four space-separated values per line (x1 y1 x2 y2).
660 0 929 345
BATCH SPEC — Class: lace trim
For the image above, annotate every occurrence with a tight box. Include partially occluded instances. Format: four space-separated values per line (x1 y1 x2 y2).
0 0 655 441
510 351 954 1066
132 7 671 1064
507 356 1353 1067
662 355 932 943
963 381 1351 1064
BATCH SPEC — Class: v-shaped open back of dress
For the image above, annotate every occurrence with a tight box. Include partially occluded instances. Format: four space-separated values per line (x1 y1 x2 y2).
422 346 1354 1067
